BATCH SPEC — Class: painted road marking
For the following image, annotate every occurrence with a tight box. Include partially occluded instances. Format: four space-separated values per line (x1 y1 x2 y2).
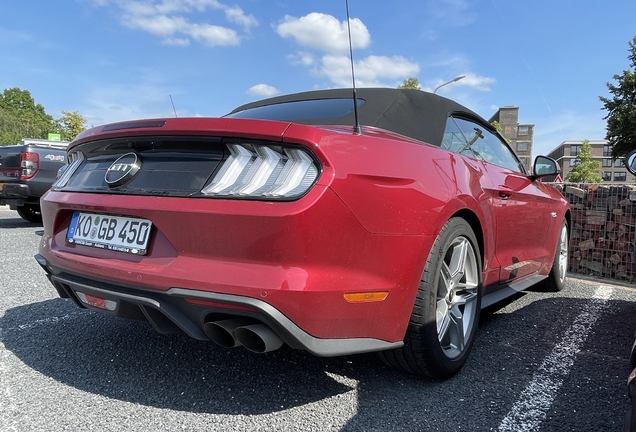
498 285 613 432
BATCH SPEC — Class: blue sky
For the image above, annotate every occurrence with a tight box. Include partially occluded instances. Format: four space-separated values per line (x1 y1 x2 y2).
1 0 635 157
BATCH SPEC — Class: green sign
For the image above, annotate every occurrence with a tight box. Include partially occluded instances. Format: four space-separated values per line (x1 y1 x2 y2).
48 133 61 141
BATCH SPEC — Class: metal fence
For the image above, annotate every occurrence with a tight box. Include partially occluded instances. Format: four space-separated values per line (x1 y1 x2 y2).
550 183 636 283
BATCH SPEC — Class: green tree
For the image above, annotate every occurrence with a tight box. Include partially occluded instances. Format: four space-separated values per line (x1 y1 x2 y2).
565 140 603 183
398 77 421 90
56 110 87 141
600 36 636 158
0 87 55 144
491 120 511 143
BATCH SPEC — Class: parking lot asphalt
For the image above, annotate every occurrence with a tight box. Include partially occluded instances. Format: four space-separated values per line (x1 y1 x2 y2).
1 207 635 431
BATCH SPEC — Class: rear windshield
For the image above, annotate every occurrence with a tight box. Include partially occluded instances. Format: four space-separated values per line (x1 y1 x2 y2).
225 98 365 122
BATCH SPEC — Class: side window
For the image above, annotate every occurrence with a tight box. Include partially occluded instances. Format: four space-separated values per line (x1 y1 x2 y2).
452 117 524 173
441 117 468 153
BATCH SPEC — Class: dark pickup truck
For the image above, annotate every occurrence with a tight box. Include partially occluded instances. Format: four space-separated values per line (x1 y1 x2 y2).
0 138 69 222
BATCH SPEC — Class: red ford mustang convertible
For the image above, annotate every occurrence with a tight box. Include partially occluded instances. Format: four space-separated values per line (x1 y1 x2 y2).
36 88 570 378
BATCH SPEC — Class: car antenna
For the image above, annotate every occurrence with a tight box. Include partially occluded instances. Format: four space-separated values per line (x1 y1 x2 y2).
345 0 362 135
169 95 178 118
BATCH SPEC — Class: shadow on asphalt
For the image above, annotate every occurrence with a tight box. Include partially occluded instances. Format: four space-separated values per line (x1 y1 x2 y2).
1 293 634 430
0 213 42 229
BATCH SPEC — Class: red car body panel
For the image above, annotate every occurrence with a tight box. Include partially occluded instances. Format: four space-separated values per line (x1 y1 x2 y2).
40 183 429 342
36 89 570 359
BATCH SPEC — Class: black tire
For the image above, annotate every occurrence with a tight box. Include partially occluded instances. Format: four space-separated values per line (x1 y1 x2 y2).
378 218 482 379
536 219 568 292
16 204 42 223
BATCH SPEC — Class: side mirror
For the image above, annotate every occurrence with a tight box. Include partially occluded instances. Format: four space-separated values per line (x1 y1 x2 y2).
624 149 636 175
530 155 559 180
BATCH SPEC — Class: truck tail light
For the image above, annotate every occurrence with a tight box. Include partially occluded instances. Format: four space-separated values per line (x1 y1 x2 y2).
20 151 40 180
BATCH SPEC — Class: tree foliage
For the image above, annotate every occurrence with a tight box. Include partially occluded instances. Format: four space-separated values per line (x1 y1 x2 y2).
56 110 87 141
398 77 421 90
0 88 87 144
600 36 636 158
491 120 511 143
565 140 603 183
0 87 55 144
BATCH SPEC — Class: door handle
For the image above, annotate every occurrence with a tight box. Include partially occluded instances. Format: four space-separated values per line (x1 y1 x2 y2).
497 185 513 199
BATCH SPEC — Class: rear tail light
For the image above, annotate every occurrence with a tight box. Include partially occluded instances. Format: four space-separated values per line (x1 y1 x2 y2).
52 151 85 189
20 151 39 180
201 143 319 199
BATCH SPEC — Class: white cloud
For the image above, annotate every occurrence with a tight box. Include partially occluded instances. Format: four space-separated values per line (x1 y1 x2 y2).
121 14 187 37
274 11 419 88
320 55 420 87
187 22 239 46
223 5 258 29
275 13 371 53
453 72 496 91
134 0 257 29
94 0 255 46
287 51 315 67
247 84 280 98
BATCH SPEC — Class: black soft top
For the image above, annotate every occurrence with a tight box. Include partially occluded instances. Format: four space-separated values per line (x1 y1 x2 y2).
228 88 485 146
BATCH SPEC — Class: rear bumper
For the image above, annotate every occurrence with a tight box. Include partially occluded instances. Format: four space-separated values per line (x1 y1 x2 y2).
0 182 29 207
36 254 403 356
37 187 432 348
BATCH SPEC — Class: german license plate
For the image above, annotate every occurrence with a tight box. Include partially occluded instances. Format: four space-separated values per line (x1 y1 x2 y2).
67 212 152 255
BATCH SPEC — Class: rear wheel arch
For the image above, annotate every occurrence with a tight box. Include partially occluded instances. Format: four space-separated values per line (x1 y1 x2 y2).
449 209 485 273
380 216 483 378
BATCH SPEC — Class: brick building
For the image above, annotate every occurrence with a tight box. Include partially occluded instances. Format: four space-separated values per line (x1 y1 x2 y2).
488 106 533 172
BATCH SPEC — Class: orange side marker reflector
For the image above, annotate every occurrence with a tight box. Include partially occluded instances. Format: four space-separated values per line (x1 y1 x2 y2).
343 291 389 303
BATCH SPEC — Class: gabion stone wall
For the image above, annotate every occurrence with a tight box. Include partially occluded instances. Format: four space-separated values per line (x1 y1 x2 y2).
550 183 636 283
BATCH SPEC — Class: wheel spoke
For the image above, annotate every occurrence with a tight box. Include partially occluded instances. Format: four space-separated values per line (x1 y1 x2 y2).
447 240 468 288
448 306 465 351
455 291 477 306
440 262 452 298
436 298 451 340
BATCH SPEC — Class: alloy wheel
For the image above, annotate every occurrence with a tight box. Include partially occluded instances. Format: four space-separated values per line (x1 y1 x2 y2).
436 236 479 359
557 224 568 283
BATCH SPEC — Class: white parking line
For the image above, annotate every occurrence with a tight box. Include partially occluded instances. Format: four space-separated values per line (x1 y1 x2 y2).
497 285 613 432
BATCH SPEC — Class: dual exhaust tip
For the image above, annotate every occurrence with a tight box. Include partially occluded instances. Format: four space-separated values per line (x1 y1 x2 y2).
203 318 284 353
